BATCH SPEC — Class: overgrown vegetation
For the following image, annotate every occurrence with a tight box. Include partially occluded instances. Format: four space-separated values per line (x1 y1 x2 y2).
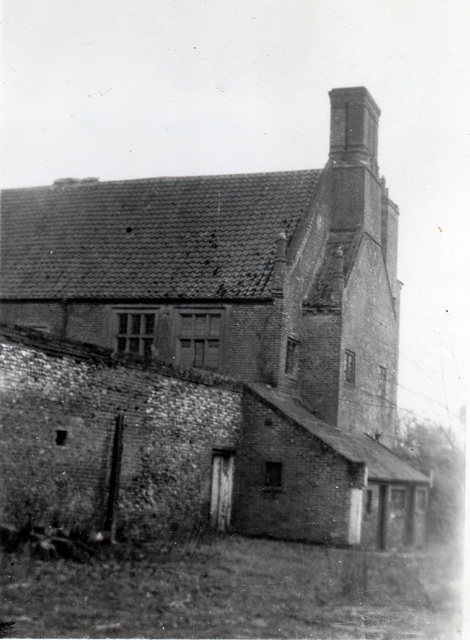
0 535 462 638
395 413 465 544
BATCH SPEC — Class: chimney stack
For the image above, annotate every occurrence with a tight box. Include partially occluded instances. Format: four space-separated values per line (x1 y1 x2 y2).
329 87 381 175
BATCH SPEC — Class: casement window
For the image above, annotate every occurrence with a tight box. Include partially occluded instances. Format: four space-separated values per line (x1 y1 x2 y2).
285 338 300 377
390 488 406 516
178 312 222 370
344 350 356 384
378 365 387 397
264 461 283 489
115 311 156 357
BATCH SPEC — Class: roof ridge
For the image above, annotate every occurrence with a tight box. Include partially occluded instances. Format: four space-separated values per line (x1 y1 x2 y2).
2 168 323 192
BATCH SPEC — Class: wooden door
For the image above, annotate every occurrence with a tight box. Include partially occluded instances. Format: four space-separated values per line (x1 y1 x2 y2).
210 451 234 532
404 486 415 546
377 484 388 550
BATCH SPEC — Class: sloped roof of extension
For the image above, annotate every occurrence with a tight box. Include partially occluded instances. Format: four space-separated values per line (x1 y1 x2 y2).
0 170 323 300
249 384 430 484
304 229 361 310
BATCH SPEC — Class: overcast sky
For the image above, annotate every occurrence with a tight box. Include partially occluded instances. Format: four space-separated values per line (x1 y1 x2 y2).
2 0 468 427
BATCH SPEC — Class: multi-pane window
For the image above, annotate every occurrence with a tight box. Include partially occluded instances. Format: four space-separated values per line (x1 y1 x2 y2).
390 488 406 517
178 312 221 370
116 312 155 357
285 338 300 377
264 461 283 489
344 350 356 384
378 365 387 397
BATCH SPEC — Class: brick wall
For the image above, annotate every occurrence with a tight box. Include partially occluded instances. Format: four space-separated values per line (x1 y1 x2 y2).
298 312 342 424
66 302 112 347
233 389 363 545
0 328 242 540
339 235 399 445
1 301 277 385
0 301 65 335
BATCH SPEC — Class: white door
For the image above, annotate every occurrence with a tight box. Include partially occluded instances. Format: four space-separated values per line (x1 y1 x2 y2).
210 451 234 532
348 488 363 545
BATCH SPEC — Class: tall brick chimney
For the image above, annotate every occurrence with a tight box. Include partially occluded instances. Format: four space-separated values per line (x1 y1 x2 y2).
328 87 383 243
329 87 381 176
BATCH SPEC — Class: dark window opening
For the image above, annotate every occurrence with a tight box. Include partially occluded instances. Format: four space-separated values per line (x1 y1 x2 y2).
379 365 387 397
344 350 356 384
178 312 221 370
285 338 300 377
265 461 283 488
56 430 67 446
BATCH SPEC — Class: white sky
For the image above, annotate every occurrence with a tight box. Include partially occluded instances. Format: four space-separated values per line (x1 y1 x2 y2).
2 0 469 427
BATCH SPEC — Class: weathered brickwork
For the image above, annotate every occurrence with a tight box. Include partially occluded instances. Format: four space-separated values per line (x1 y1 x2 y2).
0 327 427 549
0 88 430 550
299 313 343 424
234 390 363 545
339 236 399 445
0 329 242 539
0 301 65 335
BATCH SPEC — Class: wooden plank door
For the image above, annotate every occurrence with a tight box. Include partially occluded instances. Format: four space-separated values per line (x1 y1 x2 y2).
347 488 363 545
210 451 234 532
377 484 388 550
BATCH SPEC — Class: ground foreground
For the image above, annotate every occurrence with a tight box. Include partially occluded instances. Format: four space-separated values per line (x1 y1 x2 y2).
0 535 462 639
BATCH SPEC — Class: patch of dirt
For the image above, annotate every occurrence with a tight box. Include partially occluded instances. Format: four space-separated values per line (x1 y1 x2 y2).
0 536 462 638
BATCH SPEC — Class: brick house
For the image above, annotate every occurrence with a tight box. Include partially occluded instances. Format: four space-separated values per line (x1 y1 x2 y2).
0 87 429 548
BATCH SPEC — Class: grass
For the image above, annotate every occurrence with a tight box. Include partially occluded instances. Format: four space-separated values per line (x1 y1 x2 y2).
0 534 462 638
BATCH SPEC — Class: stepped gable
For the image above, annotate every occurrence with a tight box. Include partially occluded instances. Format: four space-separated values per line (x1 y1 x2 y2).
1 170 322 300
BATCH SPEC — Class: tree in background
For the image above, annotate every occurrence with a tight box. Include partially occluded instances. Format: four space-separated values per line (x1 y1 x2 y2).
395 411 465 545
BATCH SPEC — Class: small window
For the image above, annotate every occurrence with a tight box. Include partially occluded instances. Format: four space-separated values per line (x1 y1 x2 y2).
416 488 427 513
366 489 373 514
56 430 67 446
285 338 299 377
378 366 387 397
344 350 356 384
265 462 283 489
391 488 406 516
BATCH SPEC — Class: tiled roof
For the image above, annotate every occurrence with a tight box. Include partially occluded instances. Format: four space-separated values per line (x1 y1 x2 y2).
0 170 322 300
249 384 430 484
304 229 360 309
